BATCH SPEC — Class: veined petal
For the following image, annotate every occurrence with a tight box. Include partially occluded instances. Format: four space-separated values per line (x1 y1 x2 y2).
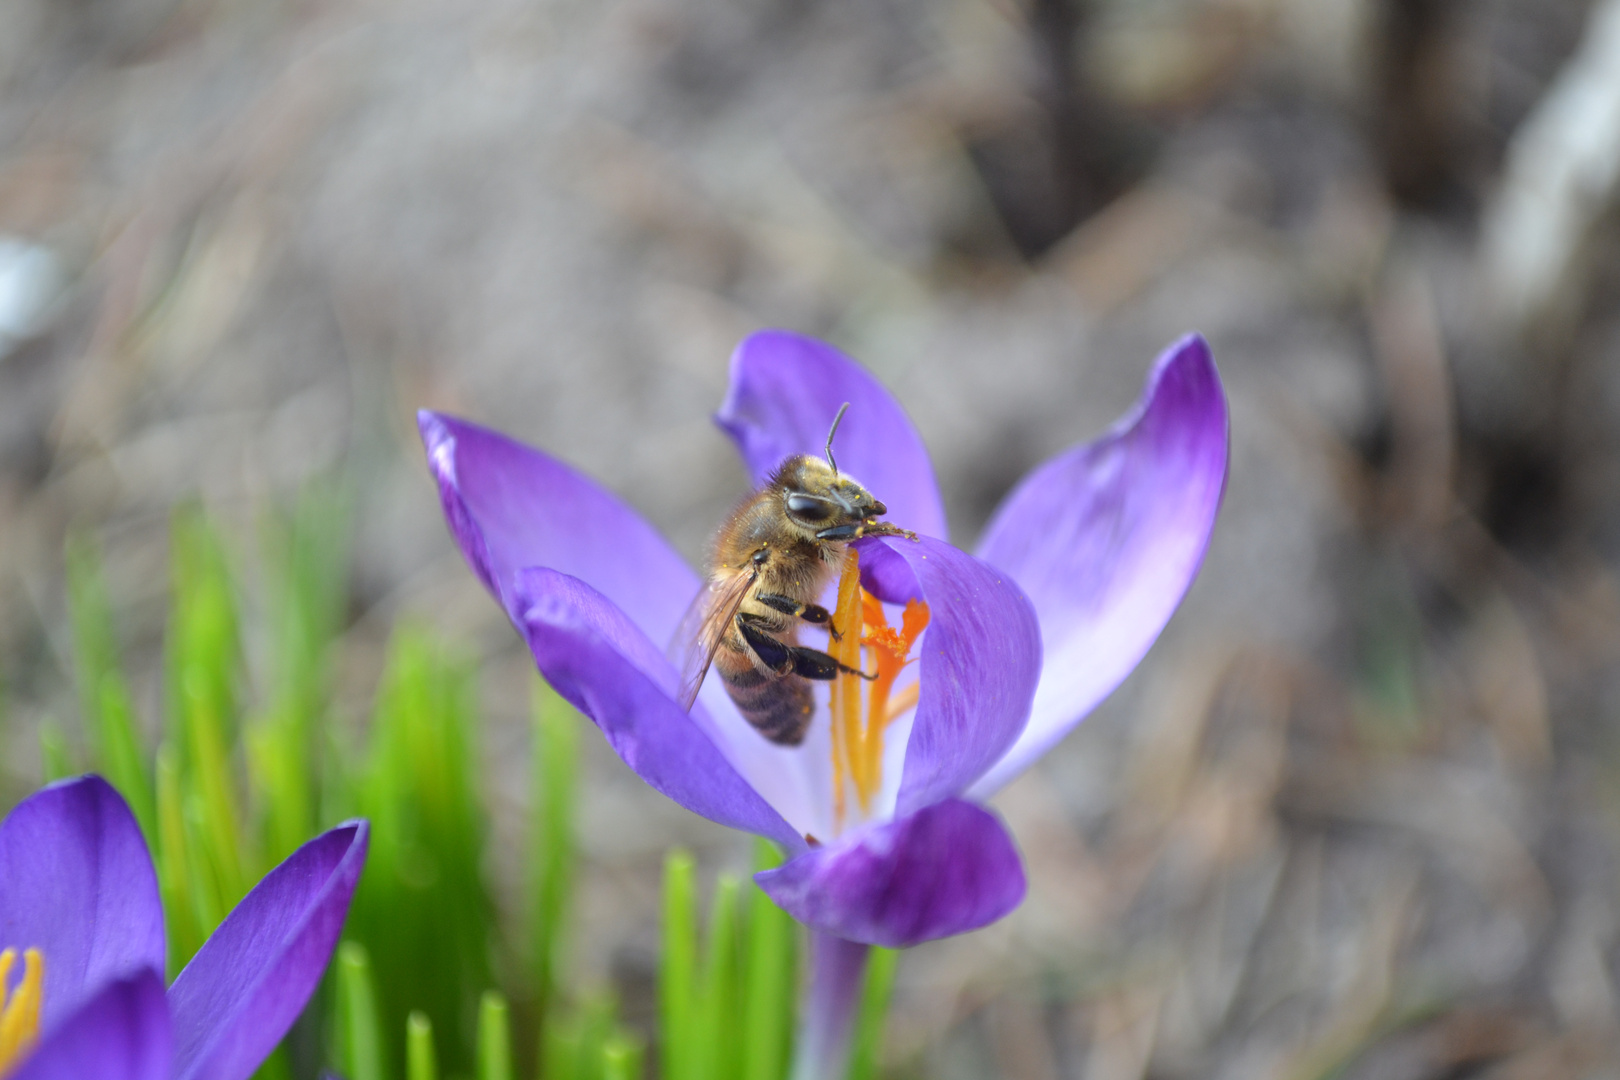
9 969 171 1080
716 331 949 542
756 799 1025 947
513 567 808 853
419 411 700 648
869 537 1041 817
167 821 369 1080
970 334 1228 798
0 776 164 1031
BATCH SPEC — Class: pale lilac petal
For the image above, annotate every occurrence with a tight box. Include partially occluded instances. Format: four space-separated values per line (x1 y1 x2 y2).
513 567 807 853
716 331 949 541
793 933 869 1080
869 537 1041 816
970 334 1228 798
10 969 171 1080
168 821 369 1080
756 799 1025 947
0 775 164 1030
419 411 700 647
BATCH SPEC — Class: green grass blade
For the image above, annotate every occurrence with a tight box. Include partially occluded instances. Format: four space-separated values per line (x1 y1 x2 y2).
38 721 73 782
533 678 579 1021
578 993 619 1080
182 683 250 910
478 991 514 1080
247 718 313 867
94 676 156 839
155 744 203 975
166 506 253 911
262 483 349 737
64 534 155 837
348 626 494 1075
661 850 698 1080
845 948 898 1080
700 875 741 1080
64 533 120 719
166 505 241 761
600 1035 644 1080
407 1012 438 1080
541 1013 582 1080
742 842 795 1080
336 941 387 1080
250 1047 294 1080
257 482 351 854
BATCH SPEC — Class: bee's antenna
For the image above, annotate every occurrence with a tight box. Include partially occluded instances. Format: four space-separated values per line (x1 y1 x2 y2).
825 402 851 474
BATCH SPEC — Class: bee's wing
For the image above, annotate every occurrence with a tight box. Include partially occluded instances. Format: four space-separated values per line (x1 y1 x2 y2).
672 568 755 712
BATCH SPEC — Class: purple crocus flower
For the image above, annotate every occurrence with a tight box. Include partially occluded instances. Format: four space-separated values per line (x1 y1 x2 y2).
420 330 1227 1076
0 775 368 1080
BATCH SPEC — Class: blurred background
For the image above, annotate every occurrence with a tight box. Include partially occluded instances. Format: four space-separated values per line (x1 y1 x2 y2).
5 0 1620 1075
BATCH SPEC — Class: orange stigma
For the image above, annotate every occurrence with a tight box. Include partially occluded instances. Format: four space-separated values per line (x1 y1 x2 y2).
0 948 44 1075
827 547 930 829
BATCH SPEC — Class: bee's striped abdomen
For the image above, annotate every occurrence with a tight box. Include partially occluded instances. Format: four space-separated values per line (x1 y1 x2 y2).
716 635 814 746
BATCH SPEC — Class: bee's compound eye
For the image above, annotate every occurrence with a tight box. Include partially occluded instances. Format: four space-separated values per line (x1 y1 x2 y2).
787 493 834 521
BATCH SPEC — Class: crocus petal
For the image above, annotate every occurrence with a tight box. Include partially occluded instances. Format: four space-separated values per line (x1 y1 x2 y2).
10 968 171 1080
513 567 807 853
0 775 164 1030
756 799 1026 947
419 411 700 647
970 334 1228 798
871 536 1041 817
716 331 949 541
794 933 870 1080
167 821 369 1080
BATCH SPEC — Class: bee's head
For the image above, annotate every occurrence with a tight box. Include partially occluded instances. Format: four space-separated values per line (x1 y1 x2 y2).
773 455 888 533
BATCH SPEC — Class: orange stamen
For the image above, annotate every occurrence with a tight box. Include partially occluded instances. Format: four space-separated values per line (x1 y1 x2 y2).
828 547 865 830
859 596 929 800
0 948 44 1075
826 549 932 826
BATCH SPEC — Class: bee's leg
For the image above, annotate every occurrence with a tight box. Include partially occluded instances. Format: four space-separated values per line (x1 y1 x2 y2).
861 521 919 541
786 646 875 681
756 593 832 627
737 620 871 681
737 617 797 675
814 521 919 542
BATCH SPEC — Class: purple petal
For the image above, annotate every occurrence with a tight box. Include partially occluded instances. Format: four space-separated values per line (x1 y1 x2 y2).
10 968 171 1080
971 334 1228 798
513 567 807 853
756 799 1026 947
716 331 949 541
0 775 164 1030
870 536 1041 816
419 411 700 648
167 821 369 1080
854 538 921 605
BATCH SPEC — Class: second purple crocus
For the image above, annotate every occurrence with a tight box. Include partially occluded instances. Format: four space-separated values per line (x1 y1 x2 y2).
0 775 368 1080
421 330 1227 1076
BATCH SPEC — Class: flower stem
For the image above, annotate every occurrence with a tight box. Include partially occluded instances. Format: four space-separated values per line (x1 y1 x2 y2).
792 932 871 1080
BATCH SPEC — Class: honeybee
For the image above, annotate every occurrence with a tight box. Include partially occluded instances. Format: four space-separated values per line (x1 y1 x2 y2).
676 404 917 745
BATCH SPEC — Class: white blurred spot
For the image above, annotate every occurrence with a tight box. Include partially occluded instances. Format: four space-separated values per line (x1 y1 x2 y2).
1481 0 1620 332
0 236 65 357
